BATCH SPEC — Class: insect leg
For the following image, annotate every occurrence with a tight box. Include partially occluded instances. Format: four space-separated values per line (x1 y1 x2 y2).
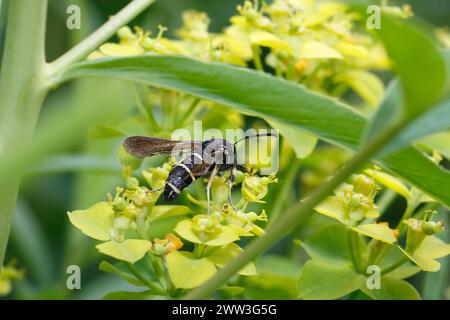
206 164 219 214
227 166 237 210
148 185 165 193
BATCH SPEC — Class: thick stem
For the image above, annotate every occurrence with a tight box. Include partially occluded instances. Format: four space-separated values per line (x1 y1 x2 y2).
183 121 405 299
48 0 156 76
0 0 49 266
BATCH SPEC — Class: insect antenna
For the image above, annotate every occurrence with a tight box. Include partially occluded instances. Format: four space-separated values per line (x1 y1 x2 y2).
233 132 277 147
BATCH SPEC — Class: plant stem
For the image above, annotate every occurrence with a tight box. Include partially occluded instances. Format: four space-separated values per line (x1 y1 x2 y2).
125 262 165 294
183 121 405 299
48 0 156 76
347 229 362 273
0 0 49 266
267 157 301 226
128 82 159 130
380 256 409 275
176 97 201 127
251 44 264 71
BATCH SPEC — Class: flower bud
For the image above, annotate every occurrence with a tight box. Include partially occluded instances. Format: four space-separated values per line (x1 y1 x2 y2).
351 174 378 198
422 220 445 235
126 177 140 190
404 218 427 253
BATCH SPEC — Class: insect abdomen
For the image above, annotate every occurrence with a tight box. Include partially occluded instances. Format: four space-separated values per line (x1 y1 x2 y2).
164 162 196 201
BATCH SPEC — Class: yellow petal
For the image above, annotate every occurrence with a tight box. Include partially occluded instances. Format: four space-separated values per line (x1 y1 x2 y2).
68 202 113 241
249 31 292 55
96 239 152 263
166 251 217 288
300 41 343 59
314 196 347 224
336 71 384 107
365 169 411 199
352 223 396 244
87 50 106 60
99 43 144 57
335 41 369 59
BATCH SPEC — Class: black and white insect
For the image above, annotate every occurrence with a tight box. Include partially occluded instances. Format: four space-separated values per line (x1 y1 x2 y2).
123 133 275 212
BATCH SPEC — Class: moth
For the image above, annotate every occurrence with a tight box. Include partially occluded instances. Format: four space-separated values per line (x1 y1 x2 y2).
123 133 275 212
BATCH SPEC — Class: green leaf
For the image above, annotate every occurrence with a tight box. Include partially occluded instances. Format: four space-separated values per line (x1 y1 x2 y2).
99 260 145 287
352 224 396 244
207 243 257 276
58 56 450 206
419 131 450 159
298 260 364 300
301 223 350 264
366 79 450 154
166 251 217 289
361 277 421 300
376 14 447 116
268 120 317 159
67 202 113 241
96 239 152 263
246 255 301 299
149 205 191 222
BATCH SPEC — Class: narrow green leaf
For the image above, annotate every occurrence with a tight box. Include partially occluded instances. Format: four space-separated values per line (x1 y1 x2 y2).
57 56 450 206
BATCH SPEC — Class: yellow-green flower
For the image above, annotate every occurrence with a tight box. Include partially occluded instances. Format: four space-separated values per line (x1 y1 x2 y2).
0 260 24 296
399 213 449 272
242 173 277 203
314 174 397 244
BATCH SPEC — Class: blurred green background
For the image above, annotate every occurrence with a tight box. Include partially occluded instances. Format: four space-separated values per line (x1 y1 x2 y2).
0 0 449 300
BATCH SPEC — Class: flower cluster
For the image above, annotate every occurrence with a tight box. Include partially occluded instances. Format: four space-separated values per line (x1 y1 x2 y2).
0 259 24 296
86 0 412 109
68 159 275 290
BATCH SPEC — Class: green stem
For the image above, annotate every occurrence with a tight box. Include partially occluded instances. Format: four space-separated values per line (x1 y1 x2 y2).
128 82 159 130
347 229 362 273
125 262 165 294
48 0 156 76
267 157 301 226
397 196 421 232
183 121 405 299
380 256 408 275
251 44 264 71
0 0 49 266
176 97 201 127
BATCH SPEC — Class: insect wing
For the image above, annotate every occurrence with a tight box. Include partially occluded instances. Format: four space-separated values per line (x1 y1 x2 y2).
123 136 200 158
